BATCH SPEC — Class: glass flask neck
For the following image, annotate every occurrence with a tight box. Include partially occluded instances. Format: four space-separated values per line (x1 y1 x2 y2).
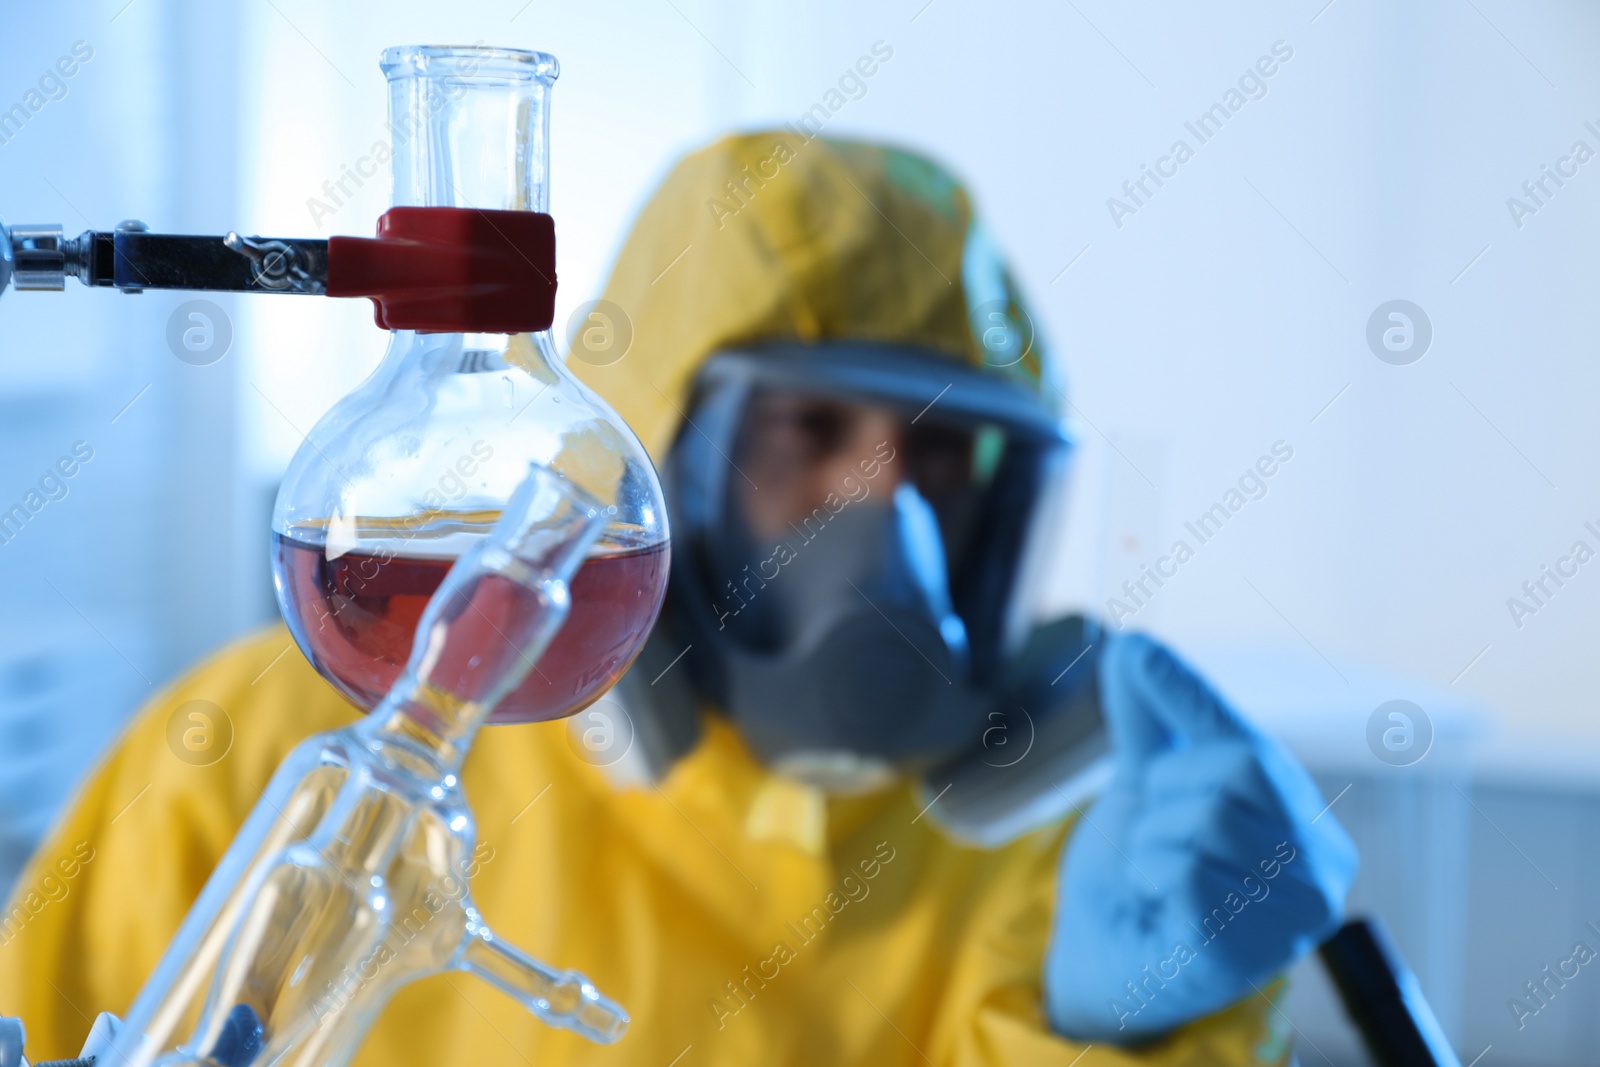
374 46 566 392
381 44 557 213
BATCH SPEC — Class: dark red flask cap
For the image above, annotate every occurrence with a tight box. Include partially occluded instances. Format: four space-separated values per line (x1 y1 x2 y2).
327 207 556 334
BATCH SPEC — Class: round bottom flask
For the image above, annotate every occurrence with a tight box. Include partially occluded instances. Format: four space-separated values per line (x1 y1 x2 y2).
271 45 669 724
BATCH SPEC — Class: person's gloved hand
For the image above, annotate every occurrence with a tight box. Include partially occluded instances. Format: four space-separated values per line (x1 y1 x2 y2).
1044 632 1358 1044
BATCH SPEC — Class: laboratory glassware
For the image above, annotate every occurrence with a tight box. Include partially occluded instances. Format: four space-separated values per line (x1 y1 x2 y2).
271 44 669 725
113 463 626 1067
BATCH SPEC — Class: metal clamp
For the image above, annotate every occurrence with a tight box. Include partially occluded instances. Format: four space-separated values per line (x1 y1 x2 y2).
223 232 320 294
0 208 551 334
0 218 330 299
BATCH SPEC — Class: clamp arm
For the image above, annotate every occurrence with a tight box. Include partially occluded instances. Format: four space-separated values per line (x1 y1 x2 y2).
0 207 556 334
1 220 327 296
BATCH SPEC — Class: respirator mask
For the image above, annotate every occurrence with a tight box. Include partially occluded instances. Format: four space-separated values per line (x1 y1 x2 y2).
664 341 1086 788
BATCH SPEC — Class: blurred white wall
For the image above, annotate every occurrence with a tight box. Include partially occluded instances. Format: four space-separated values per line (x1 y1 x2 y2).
0 1 249 877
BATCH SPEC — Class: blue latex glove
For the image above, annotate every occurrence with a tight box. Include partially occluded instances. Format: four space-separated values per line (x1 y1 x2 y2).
1044 632 1358 1044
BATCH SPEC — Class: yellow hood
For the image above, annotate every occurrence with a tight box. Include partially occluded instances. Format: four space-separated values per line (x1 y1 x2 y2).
569 131 1055 460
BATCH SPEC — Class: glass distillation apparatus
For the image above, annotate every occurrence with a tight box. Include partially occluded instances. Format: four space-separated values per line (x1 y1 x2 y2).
114 464 625 1067
0 42 667 1066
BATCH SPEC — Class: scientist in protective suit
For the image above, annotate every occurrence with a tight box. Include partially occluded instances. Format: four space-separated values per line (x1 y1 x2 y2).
0 133 1355 1065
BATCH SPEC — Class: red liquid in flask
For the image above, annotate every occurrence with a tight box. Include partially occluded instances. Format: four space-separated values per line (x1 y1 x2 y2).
274 532 670 724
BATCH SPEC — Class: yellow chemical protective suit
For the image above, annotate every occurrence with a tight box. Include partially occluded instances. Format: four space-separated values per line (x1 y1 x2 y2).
0 134 1293 1065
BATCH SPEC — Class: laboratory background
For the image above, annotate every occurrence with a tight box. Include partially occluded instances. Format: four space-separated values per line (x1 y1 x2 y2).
0 1 1596 1064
